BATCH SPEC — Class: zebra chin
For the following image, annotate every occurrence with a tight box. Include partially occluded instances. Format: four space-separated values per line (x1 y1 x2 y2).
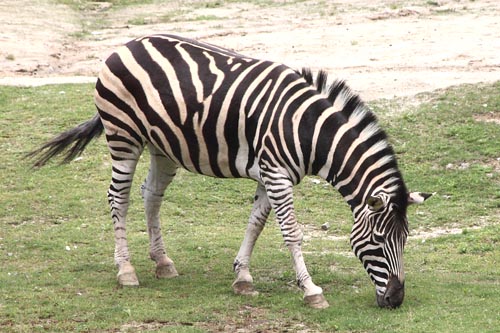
376 276 405 308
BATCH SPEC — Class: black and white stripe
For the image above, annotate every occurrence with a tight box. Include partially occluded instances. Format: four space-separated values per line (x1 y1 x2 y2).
28 34 430 308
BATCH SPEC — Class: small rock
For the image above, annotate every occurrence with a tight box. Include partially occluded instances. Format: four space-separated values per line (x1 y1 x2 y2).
321 222 330 231
459 162 470 170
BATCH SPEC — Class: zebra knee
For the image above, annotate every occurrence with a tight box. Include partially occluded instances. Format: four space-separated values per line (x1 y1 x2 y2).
283 229 304 248
107 189 119 210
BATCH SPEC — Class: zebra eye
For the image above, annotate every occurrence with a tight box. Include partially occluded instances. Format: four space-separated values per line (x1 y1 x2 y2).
373 233 385 243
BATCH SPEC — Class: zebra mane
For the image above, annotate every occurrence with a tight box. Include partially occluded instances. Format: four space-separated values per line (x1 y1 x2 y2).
298 67 365 111
298 67 384 142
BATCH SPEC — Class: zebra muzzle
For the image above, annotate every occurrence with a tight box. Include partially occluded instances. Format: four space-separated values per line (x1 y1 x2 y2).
377 275 404 308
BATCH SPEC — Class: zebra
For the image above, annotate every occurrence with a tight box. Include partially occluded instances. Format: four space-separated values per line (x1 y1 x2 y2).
27 34 431 309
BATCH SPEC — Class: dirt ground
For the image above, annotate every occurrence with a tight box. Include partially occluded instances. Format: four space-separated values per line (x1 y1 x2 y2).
0 0 498 101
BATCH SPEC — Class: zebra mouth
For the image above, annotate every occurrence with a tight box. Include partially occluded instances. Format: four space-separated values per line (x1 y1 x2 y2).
376 276 404 308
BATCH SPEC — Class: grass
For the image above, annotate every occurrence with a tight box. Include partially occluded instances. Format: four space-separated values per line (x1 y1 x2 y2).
0 81 499 332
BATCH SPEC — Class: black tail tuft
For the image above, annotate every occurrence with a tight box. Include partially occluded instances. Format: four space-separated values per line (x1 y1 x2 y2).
25 114 104 168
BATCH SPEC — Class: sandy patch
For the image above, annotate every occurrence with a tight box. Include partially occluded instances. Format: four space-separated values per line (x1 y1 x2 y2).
0 0 498 101
303 220 490 244
474 112 500 125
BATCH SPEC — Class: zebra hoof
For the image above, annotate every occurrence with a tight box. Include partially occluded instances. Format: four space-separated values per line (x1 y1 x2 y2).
304 294 329 309
232 280 259 296
156 263 179 279
117 263 139 287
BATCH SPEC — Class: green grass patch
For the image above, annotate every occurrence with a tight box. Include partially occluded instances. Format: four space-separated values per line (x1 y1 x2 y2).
1 82 499 332
373 83 500 229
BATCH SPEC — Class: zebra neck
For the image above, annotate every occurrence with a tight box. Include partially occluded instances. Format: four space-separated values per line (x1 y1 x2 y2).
310 108 402 211
290 71 405 212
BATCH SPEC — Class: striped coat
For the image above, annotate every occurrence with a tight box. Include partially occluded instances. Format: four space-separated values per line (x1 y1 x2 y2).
28 34 430 309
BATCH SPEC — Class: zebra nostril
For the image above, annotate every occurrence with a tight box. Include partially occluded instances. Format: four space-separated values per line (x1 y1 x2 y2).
376 276 405 308
377 292 401 308
385 296 401 309
386 288 404 308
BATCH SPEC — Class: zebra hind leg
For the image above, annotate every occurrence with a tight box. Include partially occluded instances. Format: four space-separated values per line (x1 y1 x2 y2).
108 153 143 287
141 145 179 279
232 183 271 296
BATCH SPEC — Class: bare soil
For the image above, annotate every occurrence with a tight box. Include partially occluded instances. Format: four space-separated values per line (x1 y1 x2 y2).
0 0 499 101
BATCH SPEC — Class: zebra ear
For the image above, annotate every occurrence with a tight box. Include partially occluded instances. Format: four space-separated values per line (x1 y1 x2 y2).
366 196 384 211
408 192 433 205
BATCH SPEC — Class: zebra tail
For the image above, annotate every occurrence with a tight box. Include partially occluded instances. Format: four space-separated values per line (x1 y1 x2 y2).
25 113 104 168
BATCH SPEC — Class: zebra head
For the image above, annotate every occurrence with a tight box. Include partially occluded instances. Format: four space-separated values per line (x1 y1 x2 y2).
351 191 431 308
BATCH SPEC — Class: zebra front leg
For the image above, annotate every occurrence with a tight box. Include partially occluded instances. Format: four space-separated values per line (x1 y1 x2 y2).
262 173 329 309
142 145 178 279
232 183 271 296
288 243 329 308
